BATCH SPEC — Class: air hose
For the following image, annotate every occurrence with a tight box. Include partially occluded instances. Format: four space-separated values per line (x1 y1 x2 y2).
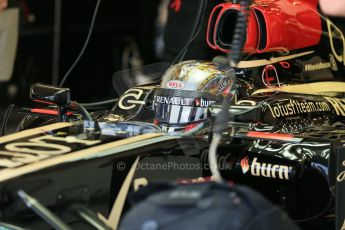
229 0 251 67
209 0 251 182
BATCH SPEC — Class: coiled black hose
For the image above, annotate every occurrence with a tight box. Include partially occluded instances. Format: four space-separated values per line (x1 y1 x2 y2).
229 0 251 67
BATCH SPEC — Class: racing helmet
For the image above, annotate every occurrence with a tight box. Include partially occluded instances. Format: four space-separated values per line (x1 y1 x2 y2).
154 60 236 133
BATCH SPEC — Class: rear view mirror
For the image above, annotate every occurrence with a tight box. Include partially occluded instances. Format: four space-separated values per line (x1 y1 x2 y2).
30 83 70 106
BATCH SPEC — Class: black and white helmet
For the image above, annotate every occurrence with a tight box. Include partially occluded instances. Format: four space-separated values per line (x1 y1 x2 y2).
154 60 236 133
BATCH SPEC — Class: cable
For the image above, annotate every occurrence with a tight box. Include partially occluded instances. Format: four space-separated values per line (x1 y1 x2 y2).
1 104 15 136
209 133 223 183
59 0 101 87
209 99 232 183
70 101 93 121
208 0 251 182
171 0 208 65
80 98 118 108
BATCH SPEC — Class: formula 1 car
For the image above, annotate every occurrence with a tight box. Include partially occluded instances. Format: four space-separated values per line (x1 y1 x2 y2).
0 0 345 229
0 65 344 229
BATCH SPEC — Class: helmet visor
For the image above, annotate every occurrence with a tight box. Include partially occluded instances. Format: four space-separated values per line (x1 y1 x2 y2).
154 102 208 125
154 89 220 125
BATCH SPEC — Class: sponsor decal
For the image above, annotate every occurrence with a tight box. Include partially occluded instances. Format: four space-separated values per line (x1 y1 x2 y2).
240 157 291 180
240 157 250 174
268 99 331 118
0 135 100 168
304 62 331 72
154 96 215 108
118 89 146 110
337 160 345 183
154 96 194 106
167 80 185 89
324 97 345 117
195 98 216 107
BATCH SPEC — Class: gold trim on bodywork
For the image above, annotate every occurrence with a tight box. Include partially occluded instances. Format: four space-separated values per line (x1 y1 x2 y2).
0 122 72 144
252 82 345 96
237 51 314 68
0 133 174 182
106 157 140 230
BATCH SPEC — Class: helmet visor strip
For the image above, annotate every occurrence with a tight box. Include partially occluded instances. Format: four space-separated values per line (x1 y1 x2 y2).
154 88 220 125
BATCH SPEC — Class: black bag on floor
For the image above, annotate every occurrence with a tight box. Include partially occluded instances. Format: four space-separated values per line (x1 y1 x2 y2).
119 182 299 230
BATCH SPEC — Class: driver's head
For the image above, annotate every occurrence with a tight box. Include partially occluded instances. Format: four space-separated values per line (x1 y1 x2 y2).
154 60 236 134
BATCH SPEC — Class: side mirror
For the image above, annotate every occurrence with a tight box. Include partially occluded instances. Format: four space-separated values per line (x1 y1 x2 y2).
30 83 70 106
30 83 70 122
